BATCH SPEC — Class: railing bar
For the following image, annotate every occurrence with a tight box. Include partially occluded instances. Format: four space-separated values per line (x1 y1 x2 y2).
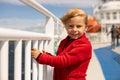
32 40 38 80
0 28 51 40
25 40 31 80
20 0 61 23
14 40 22 80
43 40 48 80
0 40 9 80
44 40 53 80
38 40 44 80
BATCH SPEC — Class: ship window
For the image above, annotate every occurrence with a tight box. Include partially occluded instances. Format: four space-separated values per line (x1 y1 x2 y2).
101 13 104 19
113 12 117 19
106 12 110 20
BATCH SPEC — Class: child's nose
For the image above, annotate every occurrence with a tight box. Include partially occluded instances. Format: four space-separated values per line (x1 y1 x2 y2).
73 27 77 31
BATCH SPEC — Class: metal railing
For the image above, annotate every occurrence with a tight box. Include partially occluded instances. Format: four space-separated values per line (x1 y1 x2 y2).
0 0 63 80
0 28 53 80
87 32 111 49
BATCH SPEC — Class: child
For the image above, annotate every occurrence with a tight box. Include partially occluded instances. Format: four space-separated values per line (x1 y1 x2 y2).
31 8 92 80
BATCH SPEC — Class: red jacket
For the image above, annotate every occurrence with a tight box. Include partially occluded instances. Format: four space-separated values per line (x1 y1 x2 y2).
36 33 92 80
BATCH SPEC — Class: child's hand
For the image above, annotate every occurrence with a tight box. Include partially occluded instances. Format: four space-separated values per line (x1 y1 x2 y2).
42 50 46 54
31 48 41 59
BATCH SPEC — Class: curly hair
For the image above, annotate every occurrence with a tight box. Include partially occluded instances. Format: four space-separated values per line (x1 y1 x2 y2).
60 8 88 26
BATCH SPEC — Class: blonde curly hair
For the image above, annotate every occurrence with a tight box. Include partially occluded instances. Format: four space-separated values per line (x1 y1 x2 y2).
60 8 88 26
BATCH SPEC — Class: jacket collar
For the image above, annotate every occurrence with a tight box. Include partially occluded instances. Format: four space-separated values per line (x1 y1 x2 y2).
66 33 86 41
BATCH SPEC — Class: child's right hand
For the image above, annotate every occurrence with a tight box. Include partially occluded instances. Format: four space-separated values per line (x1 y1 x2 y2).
31 48 41 59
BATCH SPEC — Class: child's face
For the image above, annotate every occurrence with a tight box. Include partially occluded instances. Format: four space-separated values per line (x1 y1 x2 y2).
65 16 87 39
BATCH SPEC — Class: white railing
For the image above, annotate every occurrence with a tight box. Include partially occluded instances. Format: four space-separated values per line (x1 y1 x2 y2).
87 32 111 49
0 0 63 80
0 28 53 80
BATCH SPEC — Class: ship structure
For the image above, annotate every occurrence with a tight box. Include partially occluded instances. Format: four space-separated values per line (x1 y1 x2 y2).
92 0 120 43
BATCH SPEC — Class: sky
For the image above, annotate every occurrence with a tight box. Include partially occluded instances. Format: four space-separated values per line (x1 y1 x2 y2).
0 0 102 33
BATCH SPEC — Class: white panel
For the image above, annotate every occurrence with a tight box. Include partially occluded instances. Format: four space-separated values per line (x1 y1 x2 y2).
45 17 54 35
45 17 55 54
38 40 44 80
14 40 22 80
0 41 9 80
25 40 31 80
43 40 48 80
32 40 38 80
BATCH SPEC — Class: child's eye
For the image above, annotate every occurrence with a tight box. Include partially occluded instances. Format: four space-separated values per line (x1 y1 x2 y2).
77 25 82 28
68 25 74 28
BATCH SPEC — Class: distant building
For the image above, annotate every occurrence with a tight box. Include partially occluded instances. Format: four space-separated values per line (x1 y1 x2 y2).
93 0 120 32
92 0 120 42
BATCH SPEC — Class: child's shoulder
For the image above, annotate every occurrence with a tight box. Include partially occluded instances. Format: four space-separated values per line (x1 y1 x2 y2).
73 34 91 46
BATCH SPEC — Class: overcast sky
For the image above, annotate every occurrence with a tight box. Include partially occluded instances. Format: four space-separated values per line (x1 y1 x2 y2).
0 0 102 32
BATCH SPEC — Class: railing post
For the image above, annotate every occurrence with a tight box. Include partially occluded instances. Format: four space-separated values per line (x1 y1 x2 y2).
42 40 48 80
0 40 9 80
45 17 55 80
32 40 38 80
45 17 54 54
25 40 31 80
14 40 22 80
38 40 44 80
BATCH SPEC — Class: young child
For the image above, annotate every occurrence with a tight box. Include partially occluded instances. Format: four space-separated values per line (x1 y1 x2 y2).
31 8 92 80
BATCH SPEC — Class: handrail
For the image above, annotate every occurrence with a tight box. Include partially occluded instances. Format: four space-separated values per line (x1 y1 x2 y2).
0 28 52 80
0 0 63 80
0 28 51 40
20 0 62 23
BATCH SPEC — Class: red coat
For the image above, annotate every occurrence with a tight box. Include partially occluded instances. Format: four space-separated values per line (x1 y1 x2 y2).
36 33 92 80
